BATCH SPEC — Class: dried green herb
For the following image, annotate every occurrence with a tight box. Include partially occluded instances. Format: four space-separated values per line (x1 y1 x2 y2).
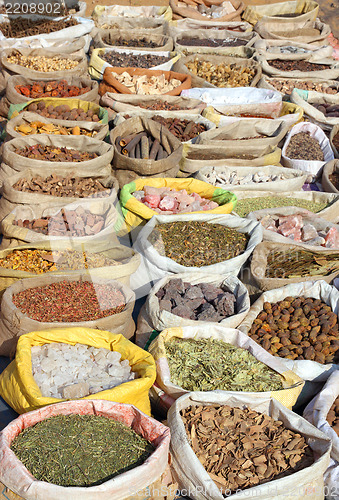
10 414 154 487
165 338 284 392
148 221 249 267
266 249 339 278
234 197 329 217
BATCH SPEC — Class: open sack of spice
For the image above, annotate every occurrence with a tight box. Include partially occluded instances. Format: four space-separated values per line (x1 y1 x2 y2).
0 273 136 357
149 324 304 409
256 53 339 80
131 214 263 296
119 178 237 231
290 89 339 131
99 67 191 96
250 241 339 292
0 135 114 184
282 122 334 179
173 55 261 88
257 75 339 99
243 0 319 25
0 167 118 222
253 18 331 46
196 165 308 192
330 129 339 159
0 399 171 500
304 370 339 498
173 28 258 54
238 280 339 383
92 3 172 21
254 38 333 61
322 160 339 193
168 392 331 500
91 28 173 52
170 0 244 22
110 116 183 188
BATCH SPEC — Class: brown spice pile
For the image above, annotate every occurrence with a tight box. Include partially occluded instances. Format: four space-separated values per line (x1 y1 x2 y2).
285 132 324 161
14 145 98 162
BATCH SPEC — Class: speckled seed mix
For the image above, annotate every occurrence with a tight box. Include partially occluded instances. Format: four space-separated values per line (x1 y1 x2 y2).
12 280 126 322
7 52 79 72
286 132 324 161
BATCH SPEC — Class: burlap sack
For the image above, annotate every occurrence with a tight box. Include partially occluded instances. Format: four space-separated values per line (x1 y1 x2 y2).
0 239 140 295
91 28 173 52
100 92 206 116
257 53 339 80
0 135 114 184
169 0 244 23
290 89 339 131
243 0 319 25
0 200 122 250
168 19 252 35
250 241 339 291
5 111 109 141
173 54 261 88
254 38 333 60
0 48 88 93
0 167 118 221
94 16 168 33
0 36 87 55
99 67 191 96
330 127 339 159
173 29 258 56
254 18 331 46
257 75 339 98
0 274 135 356
92 4 172 22
322 160 339 193
195 119 289 148
110 116 182 180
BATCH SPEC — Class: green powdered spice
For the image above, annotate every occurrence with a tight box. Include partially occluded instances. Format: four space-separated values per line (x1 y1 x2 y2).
266 249 339 278
148 221 249 267
165 338 284 392
10 414 154 487
234 196 329 217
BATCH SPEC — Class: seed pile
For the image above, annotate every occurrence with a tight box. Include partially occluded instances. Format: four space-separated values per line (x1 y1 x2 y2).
13 174 110 198
268 79 338 95
14 207 106 237
186 58 256 87
108 72 182 94
313 103 339 118
165 338 283 392
248 296 339 363
14 145 98 162
269 60 330 71
104 37 162 48
156 278 236 322
13 280 126 322
286 132 324 161
327 397 339 436
15 80 91 99
181 404 313 494
234 197 328 217
101 51 169 69
139 102 183 111
26 102 100 121
11 415 154 487
0 17 78 38
7 52 79 72
148 221 249 267
177 37 247 47
0 249 117 274
115 131 176 159
266 250 339 278
15 122 99 137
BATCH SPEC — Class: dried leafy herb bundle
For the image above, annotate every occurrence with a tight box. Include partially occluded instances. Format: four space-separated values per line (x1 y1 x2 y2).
266 249 339 278
10 414 154 487
148 221 248 267
165 338 284 392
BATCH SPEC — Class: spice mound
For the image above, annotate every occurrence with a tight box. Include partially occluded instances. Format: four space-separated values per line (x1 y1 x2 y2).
13 174 110 198
0 16 78 38
14 144 98 162
0 249 118 274
186 58 256 87
116 131 175 160
267 78 338 95
15 121 99 137
151 116 207 141
13 279 126 322
7 51 79 72
109 72 182 95
32 342 136 398
327 396 339 436
104 36 162 48
156 278 236 322
133 186 218 214
269 60 330 72
13 207 106 237
204 168 288 187
101 51 170 69
166 338 283 392
15 80 91 99
286 132 324 161
26 102 100 122
139 102 182 111
266 249 339 279
11 414 154 487
248 296 339 364
260 214 339 248
148 221 249 267
181 404 313 494
234 196 328 217
178 36 247 47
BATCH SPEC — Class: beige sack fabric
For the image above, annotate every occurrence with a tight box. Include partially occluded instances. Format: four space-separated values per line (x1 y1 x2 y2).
254 38 333 60
257 53 339 80
290 89 339 130
254 18 331 45
0 274 135 356
243 0 319 25
170 0 244 23
168 19 252 35
91 28 174 52
257 75 339 98
322 160 339 193
330 126 339 159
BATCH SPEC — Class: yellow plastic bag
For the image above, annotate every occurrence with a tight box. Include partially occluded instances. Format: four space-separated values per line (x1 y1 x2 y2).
119 177 237 232
0 327 156 415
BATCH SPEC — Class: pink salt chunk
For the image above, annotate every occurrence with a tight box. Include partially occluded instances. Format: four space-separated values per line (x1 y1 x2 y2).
286 228 302 241
193 192 202 202
159 196 178 211
278 217 302 237
144 186 162 196
278 215 303 229
260 216 277 230
143 194 161 208
324 227 339 249
301 224 319 242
